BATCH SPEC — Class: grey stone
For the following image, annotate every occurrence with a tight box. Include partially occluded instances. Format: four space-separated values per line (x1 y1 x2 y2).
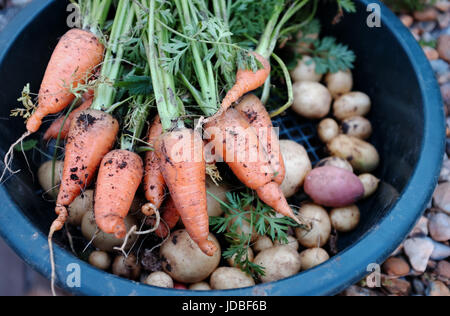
428 212 450 242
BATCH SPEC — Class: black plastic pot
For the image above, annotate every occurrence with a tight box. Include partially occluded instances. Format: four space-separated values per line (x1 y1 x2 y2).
0 0 445 296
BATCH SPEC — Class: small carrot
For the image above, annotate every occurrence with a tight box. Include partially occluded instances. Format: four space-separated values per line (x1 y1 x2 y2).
206 108 300 224
27 29 104 133
235 94 285 184
43 98 93 141
50 110 119 236
147 196 180 238
95 150 144 239
155 128 217 256
142 115 166 216
215 52 270 118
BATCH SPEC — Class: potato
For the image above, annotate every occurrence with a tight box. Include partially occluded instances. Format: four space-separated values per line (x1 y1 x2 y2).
315 156 353 173
325 70 353 99
88 251 111 270
206 178 230 217
228 247 254 268
341 116 372 140
292 81 332 119
328 135 380 173
145 271 174 288
317 118 339 143
330 205 360 232
333 92 371 120
253 235 274 254
67 190 94 226
254 246 301 283
112 254 141 280
38 160 64 198
304 166 364 207
279 140 312 198
359 173 380 198
160 229 221 283
189 282 211 291
81 210 138 252
274 235 299 251
299 248 330 271
290 56 323 83
295 204 331 248
210 267 255 289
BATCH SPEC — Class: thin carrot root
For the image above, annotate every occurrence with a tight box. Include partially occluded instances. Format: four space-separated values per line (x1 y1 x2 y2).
0 131 31 183
156 128 217 256
143 116 166 212
206 163 222 186
48 205 68 297
147 196 180 238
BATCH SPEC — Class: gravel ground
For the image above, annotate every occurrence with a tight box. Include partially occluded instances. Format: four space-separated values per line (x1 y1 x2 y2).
0 0 448 296
342 1 450 297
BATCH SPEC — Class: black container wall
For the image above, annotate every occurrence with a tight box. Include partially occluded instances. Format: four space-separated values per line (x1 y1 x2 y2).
0 0 445 296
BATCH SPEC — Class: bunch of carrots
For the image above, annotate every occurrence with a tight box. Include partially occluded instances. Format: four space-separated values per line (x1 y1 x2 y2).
1 0 354 293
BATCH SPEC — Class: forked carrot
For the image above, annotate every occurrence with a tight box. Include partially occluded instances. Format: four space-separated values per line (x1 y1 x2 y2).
206 108 300 224
43 98 93 141
94 150 144 239
155 128 217 256
27 29 104 133
235 94 285 184
142 115 166 216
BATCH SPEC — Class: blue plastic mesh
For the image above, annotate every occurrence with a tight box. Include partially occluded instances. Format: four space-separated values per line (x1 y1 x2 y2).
272 111 323 166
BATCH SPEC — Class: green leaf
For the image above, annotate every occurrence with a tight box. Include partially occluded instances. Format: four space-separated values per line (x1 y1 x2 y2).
14 139 38 152
114 76 153 95
338 0 356 13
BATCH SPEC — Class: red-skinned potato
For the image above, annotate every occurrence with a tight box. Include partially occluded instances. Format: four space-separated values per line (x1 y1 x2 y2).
304 166 365 207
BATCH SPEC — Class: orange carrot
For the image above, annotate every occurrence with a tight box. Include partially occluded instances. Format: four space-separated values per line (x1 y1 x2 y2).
43 98 93 141
147 196 180 238
218 52 270 115
94 150 144 239
143 116 166 215
205 108 300 224
155 128 217 256
51 110 119 235
26 29 104 133
235 94 285 184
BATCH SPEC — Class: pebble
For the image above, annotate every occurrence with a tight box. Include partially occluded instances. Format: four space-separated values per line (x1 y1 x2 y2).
441 160 450 182
400 14 414 28
435 260 450 279
430 59 449 76
423 46 440 60
343 285 381 297
437 34 450 63
427 280 450 296
429 239 450 260
412 278 426 295
433 182 450 215
383 257 410 276
441 83 450 107
428 212 450 242
417 21 437 33
404 238 435 272
410 216 429 237
381 275 411 296
438 12 450 29
414 8 439 22
435 1 450 13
